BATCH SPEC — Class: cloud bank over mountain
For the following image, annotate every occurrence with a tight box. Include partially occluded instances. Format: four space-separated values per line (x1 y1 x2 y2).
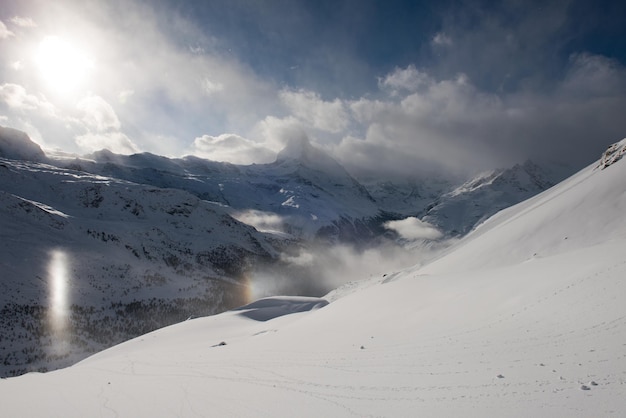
1 0 625 179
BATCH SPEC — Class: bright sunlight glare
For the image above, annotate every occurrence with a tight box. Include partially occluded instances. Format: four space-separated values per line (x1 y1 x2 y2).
35 36 94 95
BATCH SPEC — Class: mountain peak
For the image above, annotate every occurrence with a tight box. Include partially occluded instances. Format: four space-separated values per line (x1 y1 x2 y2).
0 126 47 162
275 136 314 162
274 136 347 177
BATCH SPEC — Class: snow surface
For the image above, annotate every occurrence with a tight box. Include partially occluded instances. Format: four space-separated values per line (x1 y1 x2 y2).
2 142 626 416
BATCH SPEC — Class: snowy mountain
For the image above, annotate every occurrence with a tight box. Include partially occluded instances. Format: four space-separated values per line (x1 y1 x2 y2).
421 138 626 274
0 156 282 376
59 136 570 241
2 139 624 417
359 176 453 218
0 126 48 162
422 159 570 236
64 136 380 242
0 127 573 376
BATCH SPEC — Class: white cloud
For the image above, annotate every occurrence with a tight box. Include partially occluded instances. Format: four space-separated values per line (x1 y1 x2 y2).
0 21 14 39
118 90 134 104
384 217 443 240
378 65 432 94
10 16 37 28
76 95 121 131
432 32 453 47
255 115 309 151
74 96 136 155
231 210 287 234
190 133 275 164
75 131 139 155
279 89 349 133
0 83 39 110
201 78 223 96
0 83 56 114
336 71 499 178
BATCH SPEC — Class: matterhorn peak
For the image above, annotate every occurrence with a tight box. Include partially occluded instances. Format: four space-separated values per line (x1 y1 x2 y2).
275 136 317 162
274 136 347 176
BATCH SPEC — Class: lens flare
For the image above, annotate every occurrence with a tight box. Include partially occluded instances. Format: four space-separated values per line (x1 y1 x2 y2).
239 274 256 305
48 250 71 341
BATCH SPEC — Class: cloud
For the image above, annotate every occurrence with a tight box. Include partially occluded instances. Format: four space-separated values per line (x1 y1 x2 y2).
74 96 137 154
0 21 14 39
431 32 453 47
231 210 287 234
425 1 599 93
0 0 281 157
1 0 624 181
75 131 139 155
0 83 56 114
76 95 121 131
384 217 443 240
333 54 626 180
334 72 500 178
248 239 440 299
10 16 37 28
117 89 134 104
201 78 223 96
255 115 309 151
378 65 432 95
561 53 626 97
279 89 349 133
190 133 275 164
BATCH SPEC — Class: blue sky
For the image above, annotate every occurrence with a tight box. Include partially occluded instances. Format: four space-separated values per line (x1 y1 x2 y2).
1 0 625 179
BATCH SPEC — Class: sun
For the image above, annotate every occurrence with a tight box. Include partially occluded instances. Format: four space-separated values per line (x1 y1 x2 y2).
35 35 94 95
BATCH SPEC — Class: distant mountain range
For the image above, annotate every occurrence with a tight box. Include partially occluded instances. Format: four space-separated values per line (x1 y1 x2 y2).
0 126 572 376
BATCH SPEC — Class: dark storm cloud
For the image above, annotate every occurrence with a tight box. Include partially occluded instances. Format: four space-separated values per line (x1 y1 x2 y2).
334 54 626 179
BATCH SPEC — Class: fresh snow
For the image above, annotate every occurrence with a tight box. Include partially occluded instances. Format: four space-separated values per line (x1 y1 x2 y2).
1 141 625 416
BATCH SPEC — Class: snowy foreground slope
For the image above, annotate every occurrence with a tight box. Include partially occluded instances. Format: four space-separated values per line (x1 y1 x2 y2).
2 142 626 416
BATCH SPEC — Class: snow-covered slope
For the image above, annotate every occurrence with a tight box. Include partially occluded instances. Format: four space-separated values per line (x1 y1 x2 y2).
2 140 625 416
420 146 626 274
422 160 570 236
